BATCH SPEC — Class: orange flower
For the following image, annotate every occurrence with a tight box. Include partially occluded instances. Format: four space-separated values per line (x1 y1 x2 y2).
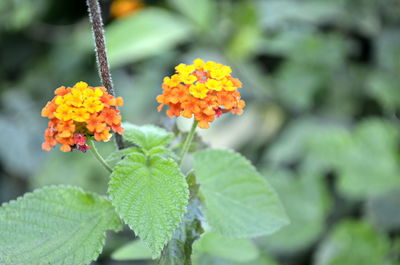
156 58 245 129
110 0 144 18
41 82 124 152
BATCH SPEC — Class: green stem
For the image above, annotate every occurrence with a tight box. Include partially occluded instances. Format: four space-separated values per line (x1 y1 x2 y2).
179 120 198 165
88 139 113 173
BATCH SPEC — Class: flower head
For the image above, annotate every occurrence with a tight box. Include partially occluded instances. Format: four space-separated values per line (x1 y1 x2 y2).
110 0 144 18
41 82 124 152
156 58 245 129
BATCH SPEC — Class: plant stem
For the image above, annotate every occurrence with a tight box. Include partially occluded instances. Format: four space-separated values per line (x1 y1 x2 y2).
179 120 198 166
88 139 113 173
86 0 113 94
86 0 124 150
159 198 203 265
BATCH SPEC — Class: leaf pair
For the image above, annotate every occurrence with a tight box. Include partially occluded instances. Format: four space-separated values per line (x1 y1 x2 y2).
0 124 184 264
110 124 288 258
0 123 289 264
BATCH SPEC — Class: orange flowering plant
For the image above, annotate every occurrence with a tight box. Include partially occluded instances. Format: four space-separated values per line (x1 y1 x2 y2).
41 81 124 153
0 1 288 264
156 58 246 129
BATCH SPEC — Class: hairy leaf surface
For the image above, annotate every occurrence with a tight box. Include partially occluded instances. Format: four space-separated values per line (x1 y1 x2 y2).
0 186 122 265
109 153 189 257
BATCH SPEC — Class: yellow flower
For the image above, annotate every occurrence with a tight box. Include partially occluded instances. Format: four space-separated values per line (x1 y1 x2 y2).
69 93 84 107
71 108 90 122
54 105 73 121
83 87 101 98
189 82 209 99
210 65 232 80
193 58 205 69
180 74 197 85
203 61 217 72
175 63 195 75
205 79 223 91
83 98 104 113
55 95 66 105
221 78 236 91
93 87 104 98
75 81 88 90
163 75 181 87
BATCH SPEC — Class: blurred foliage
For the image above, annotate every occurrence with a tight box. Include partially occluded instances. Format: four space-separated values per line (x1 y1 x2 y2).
315 220 394 265
1 0 400 264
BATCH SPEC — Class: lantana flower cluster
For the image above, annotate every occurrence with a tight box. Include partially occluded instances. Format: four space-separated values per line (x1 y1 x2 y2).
41 82 124 152
156 58 245 129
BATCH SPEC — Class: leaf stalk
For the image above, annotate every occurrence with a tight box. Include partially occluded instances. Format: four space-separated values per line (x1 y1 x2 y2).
179 120 199 166
88 139 113 173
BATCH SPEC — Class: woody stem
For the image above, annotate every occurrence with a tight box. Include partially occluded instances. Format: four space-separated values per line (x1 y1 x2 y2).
86 0 124 150
88 139 113 173
179 120 199 166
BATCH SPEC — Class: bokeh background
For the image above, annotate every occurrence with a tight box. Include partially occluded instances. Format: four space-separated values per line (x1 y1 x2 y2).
1 0 400 264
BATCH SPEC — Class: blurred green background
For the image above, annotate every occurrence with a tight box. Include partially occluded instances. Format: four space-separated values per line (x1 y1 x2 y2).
1 0 400 264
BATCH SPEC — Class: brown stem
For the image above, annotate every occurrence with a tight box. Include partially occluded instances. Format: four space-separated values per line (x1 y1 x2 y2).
86 0 124 150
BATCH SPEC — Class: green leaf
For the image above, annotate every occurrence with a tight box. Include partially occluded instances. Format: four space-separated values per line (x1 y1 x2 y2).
193 232 259 262
367 71 400 110
159 198 203 265
336 119 400 198
376 29 400 72
257 169 330 252
193 254 279 265
265 117 342 167
257 0 342 28
315 220 392 265
106 146 142 167
267 118 400 199
111 240 152 261
227 1 263 61
0 186 122 265
275 62 323 111
109 152 189 257
366 189 400 231
167 0 216 30
106 8 193 67
32 149 111 194
193 149 289 238
123 123 174 151
0 0 47 30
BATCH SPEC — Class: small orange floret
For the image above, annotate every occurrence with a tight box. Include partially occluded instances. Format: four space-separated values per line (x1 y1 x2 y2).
41 101 58 119
54 86 70 96
41 82 124 152
156 58 245 129
110 0 144 18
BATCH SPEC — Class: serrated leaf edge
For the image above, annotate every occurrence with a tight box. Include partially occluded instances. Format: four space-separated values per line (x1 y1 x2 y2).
194 148 290 238
108 153 189 258
0 185 122 265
